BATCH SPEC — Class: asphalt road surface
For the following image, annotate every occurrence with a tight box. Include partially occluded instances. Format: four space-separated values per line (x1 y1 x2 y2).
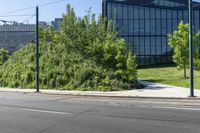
0 92 200 133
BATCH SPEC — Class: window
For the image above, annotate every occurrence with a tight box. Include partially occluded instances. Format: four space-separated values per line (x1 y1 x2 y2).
129 37 134 52
112 4 117 20
133 37 140 54
129 20 134 35
172 10 177 19
156 9 160 19
117 5 122 19
177 11 183 24
140 37 145 48
150 8 155 19
145 8 150 19
108 3 112 19
128 5 133 19
139 7 144 19
150 19 156 35
161 9 166 19
151 42 156 55
162 37 167 54
172 19 178 31
156 19 161 35
156 46 162 55
162 20 167 35
122 19 128 35
178 10 182 18
194 10 200 32
145 37 151 55
122 5 128 19
194 10 199 20
183 10 188 20
134 20 139 35
156 37 162 55
195 19 199 32
139 19 145 35
116 20 123 35
145 19 150 35
134 6 139 20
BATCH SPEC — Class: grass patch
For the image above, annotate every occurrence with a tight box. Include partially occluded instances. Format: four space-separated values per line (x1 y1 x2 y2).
138 65 200 89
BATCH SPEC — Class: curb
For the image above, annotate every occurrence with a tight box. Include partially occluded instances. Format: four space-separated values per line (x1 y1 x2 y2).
40 92 200 100
0 89 200 100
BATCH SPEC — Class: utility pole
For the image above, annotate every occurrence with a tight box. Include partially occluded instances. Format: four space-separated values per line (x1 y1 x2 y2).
189 0 194 97
36 5 39 92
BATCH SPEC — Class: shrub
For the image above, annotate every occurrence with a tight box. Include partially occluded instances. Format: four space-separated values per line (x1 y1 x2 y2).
0 4 138 91
0 48 9 65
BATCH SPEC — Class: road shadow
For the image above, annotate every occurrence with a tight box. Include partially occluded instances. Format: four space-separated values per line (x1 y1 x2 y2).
139 63 176 69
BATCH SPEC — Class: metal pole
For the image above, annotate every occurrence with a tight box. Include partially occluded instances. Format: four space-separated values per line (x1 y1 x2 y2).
36 6 39 92
189 0 194 97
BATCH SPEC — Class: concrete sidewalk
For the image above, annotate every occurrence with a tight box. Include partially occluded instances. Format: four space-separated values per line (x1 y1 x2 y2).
0 80 199 98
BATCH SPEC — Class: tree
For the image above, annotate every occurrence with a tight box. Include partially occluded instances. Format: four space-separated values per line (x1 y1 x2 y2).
0 4 138 91
0 48 9 65
60 4 138 82
168 21 197 79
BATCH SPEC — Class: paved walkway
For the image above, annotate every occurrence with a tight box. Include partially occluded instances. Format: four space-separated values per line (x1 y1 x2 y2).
0 80 199 98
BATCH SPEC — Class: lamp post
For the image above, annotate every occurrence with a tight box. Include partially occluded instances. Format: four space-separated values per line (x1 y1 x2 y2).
36 6 39 92
189 0 194 97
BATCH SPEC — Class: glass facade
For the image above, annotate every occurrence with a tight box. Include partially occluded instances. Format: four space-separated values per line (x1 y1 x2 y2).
103 0 200 66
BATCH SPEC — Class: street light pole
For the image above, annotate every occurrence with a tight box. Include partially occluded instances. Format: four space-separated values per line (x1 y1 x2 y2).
189 0 194 97
36 6 39 92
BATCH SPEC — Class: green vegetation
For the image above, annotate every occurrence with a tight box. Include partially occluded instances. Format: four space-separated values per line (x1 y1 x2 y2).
138 65 200 89
168 22 200 79
139 22 200 89
0 5 138 91
0 48 9 65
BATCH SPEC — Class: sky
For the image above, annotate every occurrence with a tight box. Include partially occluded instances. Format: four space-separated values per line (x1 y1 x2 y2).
0 0 102 24
193 0 200 2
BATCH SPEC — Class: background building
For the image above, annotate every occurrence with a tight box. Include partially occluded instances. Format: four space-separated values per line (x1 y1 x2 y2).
103 0 200 66
0 17 63 53
39 21 48 27
51 18 63 30
0 24 35 53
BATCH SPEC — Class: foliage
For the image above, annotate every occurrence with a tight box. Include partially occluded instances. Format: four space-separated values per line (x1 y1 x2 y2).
0 4 138 91
0 48 9 65
167 21 199 78
194 58 200 70
138 65 200 89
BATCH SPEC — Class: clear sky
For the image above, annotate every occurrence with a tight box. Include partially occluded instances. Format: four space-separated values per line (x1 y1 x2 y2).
0 0 102 24
194 0 200 2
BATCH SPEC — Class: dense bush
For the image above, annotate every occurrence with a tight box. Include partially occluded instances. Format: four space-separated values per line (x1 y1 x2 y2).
0 48 9 65
0 4 138 91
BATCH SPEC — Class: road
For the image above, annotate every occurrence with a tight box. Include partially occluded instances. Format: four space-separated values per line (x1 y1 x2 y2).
0 92 200 133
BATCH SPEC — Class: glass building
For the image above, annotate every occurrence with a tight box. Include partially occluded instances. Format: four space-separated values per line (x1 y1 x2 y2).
103 0 200 66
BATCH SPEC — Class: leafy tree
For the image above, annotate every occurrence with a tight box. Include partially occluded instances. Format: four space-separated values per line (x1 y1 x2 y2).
0 48 9 65
126 52 137 82
168 21 198 78
0 4 138 91
39 26 55 42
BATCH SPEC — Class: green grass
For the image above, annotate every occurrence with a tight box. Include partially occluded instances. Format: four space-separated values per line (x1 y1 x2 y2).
138 65 200 89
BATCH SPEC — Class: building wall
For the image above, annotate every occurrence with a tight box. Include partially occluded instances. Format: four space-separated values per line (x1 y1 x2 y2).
104 0 200 66
0 24 35 52
51 18 63 30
